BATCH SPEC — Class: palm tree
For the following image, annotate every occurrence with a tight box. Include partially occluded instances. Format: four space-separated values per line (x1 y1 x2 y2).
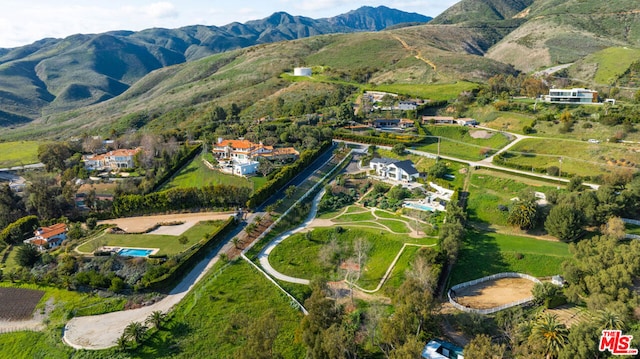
594 309 625 331
532 313 568 359
146 310 165 329
124 321 147 346
116 332 129 351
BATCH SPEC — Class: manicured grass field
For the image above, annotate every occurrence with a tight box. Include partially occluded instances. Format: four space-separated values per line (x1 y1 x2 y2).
0 141 40 168
269 227 436 290
162 155 265 191
76 221 224 255
136 260 305 358
450 231 571 286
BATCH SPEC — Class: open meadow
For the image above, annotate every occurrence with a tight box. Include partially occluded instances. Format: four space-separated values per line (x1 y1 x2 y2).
450 231 571 286
0 141 40 168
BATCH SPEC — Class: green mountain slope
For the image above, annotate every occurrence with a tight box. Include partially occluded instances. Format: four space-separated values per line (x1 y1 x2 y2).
0 6 431 126
0 25 515 140
431 0 534 24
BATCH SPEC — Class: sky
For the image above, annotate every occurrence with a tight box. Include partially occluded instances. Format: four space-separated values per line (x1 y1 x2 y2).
0 0 459 49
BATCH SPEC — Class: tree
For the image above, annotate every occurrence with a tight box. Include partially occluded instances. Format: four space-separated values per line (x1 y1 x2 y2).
428 161 448 179
544 204 585 242
439 221 465 263
531 313 568 359
178 235 189 247
602 216 626 240
16 244 41 267
531 282 560 306
336 103 356 126
258 158 275 177
391 143 406 156
507 200 537 230
146 310 165 329
464 334 506 359
284 185 296 199
567 176 583 192
123 321 147 346
593 309 625 331
37 142 72 172
116 332 129 352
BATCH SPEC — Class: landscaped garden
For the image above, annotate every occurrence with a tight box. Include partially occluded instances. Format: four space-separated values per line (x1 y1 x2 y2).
449 231 571 286
76 220 225 255
268 226 437 290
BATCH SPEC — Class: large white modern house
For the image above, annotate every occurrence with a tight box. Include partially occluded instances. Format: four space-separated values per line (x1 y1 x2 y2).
370 157 420 182
543 88 598 104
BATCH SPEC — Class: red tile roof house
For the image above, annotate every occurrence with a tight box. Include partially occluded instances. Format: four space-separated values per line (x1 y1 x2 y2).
83 148 142 171
24 223 68 251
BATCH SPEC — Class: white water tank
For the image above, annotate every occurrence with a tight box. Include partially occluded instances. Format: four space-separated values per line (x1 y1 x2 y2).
293 67 312 76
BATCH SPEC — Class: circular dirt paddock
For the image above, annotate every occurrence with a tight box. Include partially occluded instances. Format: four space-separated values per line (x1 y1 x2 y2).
452 277 536 310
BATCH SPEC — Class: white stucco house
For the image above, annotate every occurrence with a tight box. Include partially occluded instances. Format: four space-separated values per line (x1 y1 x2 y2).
543 88 598 104
370 157 420 182
24 223 68 251
212 139 299 176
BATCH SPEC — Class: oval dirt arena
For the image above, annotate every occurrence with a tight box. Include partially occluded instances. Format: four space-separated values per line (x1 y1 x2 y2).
453 277 536 310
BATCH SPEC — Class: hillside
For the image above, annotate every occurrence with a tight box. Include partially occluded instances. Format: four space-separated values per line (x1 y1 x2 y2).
431 0 534 24
486 0 640 72
0 6 431 126
0 24 516 141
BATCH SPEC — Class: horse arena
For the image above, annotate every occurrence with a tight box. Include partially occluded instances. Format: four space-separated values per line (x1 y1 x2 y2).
450 275 539 311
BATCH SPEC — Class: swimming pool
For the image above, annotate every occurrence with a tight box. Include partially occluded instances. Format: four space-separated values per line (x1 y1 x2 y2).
404 202 435 212
118 248 154 257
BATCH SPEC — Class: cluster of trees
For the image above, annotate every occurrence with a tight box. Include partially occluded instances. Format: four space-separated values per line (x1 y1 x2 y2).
298 247 443 358
439 202 467 265
361 182 421 212
504 177 640 242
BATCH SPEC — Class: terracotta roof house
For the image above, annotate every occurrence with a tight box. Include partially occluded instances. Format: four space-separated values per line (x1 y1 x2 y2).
24 223 68 251
212 138 299 176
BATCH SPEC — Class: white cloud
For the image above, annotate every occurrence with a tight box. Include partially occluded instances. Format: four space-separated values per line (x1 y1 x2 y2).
145 2 179 19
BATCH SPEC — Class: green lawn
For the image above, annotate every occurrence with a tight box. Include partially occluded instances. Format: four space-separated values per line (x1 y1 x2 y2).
450 231 571 286
269 227 437 290
76 221 224 255
134 260 305 358
474 108 536 134
626 224 640 236
582 47 640 85
162 155 262 191
0 141 40 168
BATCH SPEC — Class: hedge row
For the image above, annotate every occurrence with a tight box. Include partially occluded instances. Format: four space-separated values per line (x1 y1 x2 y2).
113 185 251 217
0 215 39 245
141 216 236 291
246 141 332 209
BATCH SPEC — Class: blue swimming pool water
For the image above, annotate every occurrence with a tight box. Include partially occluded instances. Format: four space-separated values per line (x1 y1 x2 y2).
118 248 154 257
404 202 435 212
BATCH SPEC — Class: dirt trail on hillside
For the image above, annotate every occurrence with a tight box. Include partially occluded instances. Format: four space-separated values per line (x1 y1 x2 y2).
391 35 437 71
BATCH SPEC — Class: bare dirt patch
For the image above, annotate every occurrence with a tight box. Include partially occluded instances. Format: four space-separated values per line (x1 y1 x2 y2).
0 287 44 321
453 277 535 310
145 222 198 236
469 130 494 139
99 212 233 233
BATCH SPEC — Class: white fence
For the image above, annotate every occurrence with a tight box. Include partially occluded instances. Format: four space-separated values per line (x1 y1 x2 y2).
622 218 640 226
448 272 542 315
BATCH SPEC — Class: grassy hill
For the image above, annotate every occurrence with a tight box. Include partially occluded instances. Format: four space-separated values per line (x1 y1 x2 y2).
0 25 515 141
568 47 640 86
431 0 534 24
486 0 640 72
0 7 431 126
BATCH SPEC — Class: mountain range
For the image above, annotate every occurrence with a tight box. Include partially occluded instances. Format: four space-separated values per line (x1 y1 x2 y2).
0 6 430 126
1 0 640 138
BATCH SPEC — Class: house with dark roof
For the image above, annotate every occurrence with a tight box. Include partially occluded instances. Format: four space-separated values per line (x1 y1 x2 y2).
24 223 68 251
370 157 420 182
